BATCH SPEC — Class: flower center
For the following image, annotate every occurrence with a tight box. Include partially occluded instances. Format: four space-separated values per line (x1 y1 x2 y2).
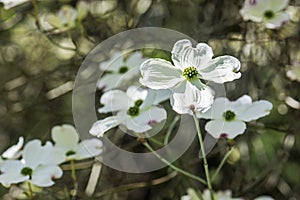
119 66 128 74
264 10 274 19
182 66 199 80
127 99 143 117
66 150 76 156
21 167 33 178
223 110 236 121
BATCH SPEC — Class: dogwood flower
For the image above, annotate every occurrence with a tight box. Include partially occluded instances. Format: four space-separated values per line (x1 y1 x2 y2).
0 140 63 187
89 86 168 137
97 51 147 91
198 95 273 139
51 124 103 161
140 39 241 114
240 0 290 29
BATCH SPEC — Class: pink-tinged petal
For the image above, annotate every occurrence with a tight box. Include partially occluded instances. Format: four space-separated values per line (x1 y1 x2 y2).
240 0 269 22
171 39 213 71
139 58 184 90
237 100 273 122
269 0 289 12
89 116 120 137
265 12 290 29
31 165 63 187
133 106 167 129
51 124 79 150
171 83 214 115
200 56 241 84
74 139 103 160
98 90 132 113
97 73 122 91
205 120 246 139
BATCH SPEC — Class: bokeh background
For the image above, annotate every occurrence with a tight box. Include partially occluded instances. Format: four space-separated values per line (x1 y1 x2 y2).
0 0 300 199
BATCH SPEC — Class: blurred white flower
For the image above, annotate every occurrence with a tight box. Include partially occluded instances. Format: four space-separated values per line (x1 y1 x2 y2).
0 0 28 10
97 51 147 91
140 39 241 114
240 0 290 29
1 137 24 160
0 140 62 187
46 5 78 31
51 124 103 161
89 86 169 137
198 95 273 139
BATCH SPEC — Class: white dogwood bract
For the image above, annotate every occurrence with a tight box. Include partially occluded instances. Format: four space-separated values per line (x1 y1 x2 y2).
240 0 290 29
139 39 241 114
1 137 24 160
97 51 147 91
0 140 63 187
51 124 103 161
198 95 273 139
89 86 167 137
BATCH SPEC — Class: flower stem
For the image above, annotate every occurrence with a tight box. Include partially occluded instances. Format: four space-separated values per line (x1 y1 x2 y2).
164 115 180 145
27 182 34 200
192 114 214 200
211 148 233 182
142 141 207 185
31 0 40 29
70 159 78 199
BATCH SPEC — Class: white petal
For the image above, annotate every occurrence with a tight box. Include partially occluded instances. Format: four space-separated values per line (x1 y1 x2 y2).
22 140 53 169
74 139 103 160
269 0 289 12
240 0 269 22
2 136 24 159
205 120 246 139
265 12 290 29
89 116 120 137
0 0 28 10
0 160 27 186
197 97 229 119
237 100 273 122
140 89 171 110
233 95 252 106
99 51 124 72
139 58 184 90
126 85 148 102
200 56 241 84
51 124 79 150
133 106 167 128
171 83 214 115
171 39 213 71
254 196 275 200
31 165 63 187
125 51 147 69
98 90 132 113
97 73 122 91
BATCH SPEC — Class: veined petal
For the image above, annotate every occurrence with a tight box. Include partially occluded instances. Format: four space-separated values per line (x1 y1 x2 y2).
200 56 241 84
125 51 147 70
2 136 24 159
240 0 269 22
32 165 63 187
126 85 148 102
74 139 103 160
171 83 214 115
0 160 27 186
205 120 246 139
99 51 124 72
89 116 120 137
171 39 213 71
97 73 122 91
269 0 289 12
98 90 132 113
197 97 229 119
265 12 290 29
237 100 273 122
51 124 79 150
23 140 53 169
139 58 184 90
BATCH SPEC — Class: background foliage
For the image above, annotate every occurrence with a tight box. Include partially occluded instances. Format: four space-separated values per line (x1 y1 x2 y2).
0 0 300 199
